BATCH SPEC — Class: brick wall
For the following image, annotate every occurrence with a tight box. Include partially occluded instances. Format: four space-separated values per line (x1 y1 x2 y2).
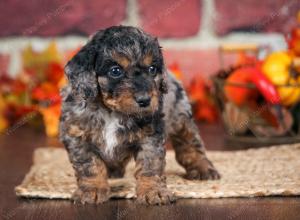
0 0 299 80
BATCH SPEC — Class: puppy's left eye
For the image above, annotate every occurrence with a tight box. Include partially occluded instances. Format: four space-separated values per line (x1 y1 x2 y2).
148 65 157 76
108 66 124 79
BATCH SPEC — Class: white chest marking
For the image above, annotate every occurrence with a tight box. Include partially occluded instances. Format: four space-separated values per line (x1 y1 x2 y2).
102 117 121 156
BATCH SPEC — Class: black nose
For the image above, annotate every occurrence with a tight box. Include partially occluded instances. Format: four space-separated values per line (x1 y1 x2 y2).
135 96 151 107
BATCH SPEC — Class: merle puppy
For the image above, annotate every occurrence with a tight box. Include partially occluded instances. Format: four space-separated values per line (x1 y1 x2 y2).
60 26 220 205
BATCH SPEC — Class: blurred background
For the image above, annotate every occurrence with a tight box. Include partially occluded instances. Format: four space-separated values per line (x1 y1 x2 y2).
1 0 300 146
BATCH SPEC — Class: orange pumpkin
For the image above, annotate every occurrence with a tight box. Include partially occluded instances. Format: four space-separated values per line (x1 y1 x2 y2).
224 68 258 106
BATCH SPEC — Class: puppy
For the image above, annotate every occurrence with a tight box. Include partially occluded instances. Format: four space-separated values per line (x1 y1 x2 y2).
59 26 220 205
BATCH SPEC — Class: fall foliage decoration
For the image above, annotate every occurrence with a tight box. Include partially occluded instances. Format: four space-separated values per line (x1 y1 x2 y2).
0 48 219 137
0 42 78 136
169 63 218 123
214 13 300 139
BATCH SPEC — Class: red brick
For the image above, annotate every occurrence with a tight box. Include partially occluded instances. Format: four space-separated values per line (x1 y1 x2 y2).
214 0 300 36
264 0 300 33
0 0 126 37
138 0 201 38
163 49 237 85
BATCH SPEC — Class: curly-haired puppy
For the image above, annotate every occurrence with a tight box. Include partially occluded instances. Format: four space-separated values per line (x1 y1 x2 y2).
59 26 220 205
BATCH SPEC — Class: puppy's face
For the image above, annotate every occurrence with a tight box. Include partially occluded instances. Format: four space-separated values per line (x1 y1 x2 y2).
96 55 158 115
65 26 167 116
94 27 166 116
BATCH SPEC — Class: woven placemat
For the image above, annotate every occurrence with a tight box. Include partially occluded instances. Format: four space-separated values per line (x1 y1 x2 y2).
15 144 300 199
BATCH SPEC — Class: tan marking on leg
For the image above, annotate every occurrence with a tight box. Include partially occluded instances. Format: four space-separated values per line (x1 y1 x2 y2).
171 117 221 180
73 157 110 204
134 150 176 205
135 175 176 205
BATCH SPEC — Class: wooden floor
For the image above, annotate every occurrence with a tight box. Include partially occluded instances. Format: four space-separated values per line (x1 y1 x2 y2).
0 124 299 220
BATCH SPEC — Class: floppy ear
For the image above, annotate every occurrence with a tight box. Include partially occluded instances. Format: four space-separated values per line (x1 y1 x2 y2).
159 69 169 94
159 52 168 94
64 38 99 101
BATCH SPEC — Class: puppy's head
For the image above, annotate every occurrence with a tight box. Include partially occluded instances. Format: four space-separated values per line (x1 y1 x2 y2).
65 26 167 116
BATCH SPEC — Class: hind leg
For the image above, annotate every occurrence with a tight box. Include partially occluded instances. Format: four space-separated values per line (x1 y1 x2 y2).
164 74 220 180
169 114 220 180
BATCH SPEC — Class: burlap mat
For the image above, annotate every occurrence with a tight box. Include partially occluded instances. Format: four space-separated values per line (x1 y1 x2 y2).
15 144 300 199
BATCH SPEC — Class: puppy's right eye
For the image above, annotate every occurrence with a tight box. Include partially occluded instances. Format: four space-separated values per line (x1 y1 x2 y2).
108 66 124 79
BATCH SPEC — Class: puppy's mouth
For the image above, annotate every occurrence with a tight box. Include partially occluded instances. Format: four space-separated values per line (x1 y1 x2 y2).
123 97 159 116
128 106 156 116
101 94 159 116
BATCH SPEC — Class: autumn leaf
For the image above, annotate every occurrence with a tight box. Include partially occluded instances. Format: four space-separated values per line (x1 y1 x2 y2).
187 76 218 123
236 52 258 66
64 47 81 62
46 62 64 85
22 42 62 81
58 75 67 88
2 103 36 126
194 101 218 123
0 94 8 132
39 104 61 137
187 76 208 102
169 62 184 81
31 82 61 104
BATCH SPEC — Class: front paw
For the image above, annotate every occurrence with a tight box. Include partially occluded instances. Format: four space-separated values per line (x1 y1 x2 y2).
72 186 110 204
185 159 221 180
136 187 176 205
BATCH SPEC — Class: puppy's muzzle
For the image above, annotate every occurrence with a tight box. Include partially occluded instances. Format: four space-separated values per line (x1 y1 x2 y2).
135 94 151 108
